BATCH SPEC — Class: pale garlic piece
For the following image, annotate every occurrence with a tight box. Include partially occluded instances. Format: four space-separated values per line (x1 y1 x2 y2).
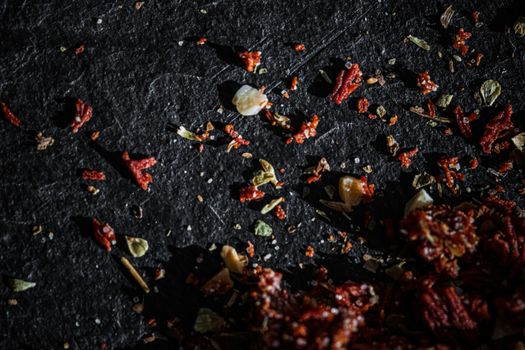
232 85 268 116
220 245 248 274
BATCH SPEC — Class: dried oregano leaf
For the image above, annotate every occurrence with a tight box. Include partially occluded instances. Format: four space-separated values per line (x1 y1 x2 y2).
261 197 285 215
7 278 36 292
437 94 454 108
407 35 430 51
193 308 226 333
176 126 201 141
126 236 149 258
440 5 454 29
514 17 525 37
480 80 501 106
254 219 272 237
511 132 525 153
251 159 280 187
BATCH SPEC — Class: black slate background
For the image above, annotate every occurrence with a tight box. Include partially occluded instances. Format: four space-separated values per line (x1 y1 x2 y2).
1 0 524 349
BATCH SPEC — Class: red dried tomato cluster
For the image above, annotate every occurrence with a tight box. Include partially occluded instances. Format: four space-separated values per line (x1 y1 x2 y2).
479 104 515 154
437 156 463 193
330 64 363 105
224 123 250 151
238 50 262 72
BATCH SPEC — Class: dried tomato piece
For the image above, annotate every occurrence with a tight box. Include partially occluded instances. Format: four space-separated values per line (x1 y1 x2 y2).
71 99 93 133
74 44 85 55
453 106 472 139
239 185 265 203
357 97 369 113
437 156 461 193
224 124 250 152
388 115 398 126
286 115 319 144
453 28 472 56
397 147 418 168
122 151 157 191
480 105 514 154
92 217 116 252
426 99 436 118
291 43 306 52
499 161 513 174
82 169 106 181
290 76 299 91
330 64 363 105
238 51 261 73
246 240 255 257
469 158 479 170
196 37 207 45
274 205 286 220
416 71 438 95
1 102 22 127
305 245 315 257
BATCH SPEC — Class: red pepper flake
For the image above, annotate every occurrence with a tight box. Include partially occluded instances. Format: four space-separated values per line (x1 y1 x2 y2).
305 157 330 184
82 169 106 181
196 37 207 45
416 71 438 95
388 115 398 126
469 158 479 170
71 99 93 133
92 217 116 252
474 52 484 66
330 63 363 105
367 113 377 120
498 161 513 174
74 44 85 55
426 99 436 118
305 245 315 257
264 111 293 131
0 102 22 127
291 43 306 52
246 240 255 257
281 90 290 99
360 176 375 202
494 185 505 193
357 97 369 113
472 11 480 25
90 130 100 141
274 205 286 221
286 115 319 144
122 151 157 191
197 143 205 153
452 28 472 56
397 147 418 168
239 185 265 203
238 51 261 73
224 124 250 152
480 105 514 154
453 106 472 139
290 76 299 91
437 156 461 193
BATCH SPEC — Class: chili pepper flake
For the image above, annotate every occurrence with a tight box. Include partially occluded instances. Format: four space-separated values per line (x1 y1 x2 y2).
397 147 418 168
357 97 368 113
437 156 461 193
246 241 255 257
472 11 480 25
480 104 514 154
224 124 250 152
498 161 513 174
238 50 261 73
291 43 306 52
71 99 93 133
239 185 265 203
306 157 330 184
388 115 398 126
264 110 293 131
305 245 315 257
453 28 472 56
92 217 116 252
1 102 22 127
74 44 85 55
453 106 472 140
426 99 436 118
416 71 438 95
274 205 286 221
290 76 299 91
90 130 100 141
122 151 157 191
196 37 207 45
469 158 479 170
330 64 362 105
82 169 106 181
386 135 400 156
286 115 319 145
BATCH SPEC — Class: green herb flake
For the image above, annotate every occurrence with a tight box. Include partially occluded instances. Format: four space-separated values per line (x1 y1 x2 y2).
387 58 396 65
251 159 280 188
437 94 454 108
319 69 333 84
254 219 272 237
480 80 501 106
440 5 454 29
7 278 36 292
407 35 430 51
514 16 525 37
261 197 285 215
176 126 201 142
126 236 149 258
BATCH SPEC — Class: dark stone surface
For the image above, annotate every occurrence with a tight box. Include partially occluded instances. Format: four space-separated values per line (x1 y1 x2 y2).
0 0 524 349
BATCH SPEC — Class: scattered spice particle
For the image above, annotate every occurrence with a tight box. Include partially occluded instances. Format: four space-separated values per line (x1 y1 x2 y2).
224 124 250 152
90 130 100 141
426 100 436 118
196 37 207 45
305 245 315 257
246 241 255 257
134 1 144 10
239 185 265 203
122 151 157 190
480 105 514 154
35 132 55 151
357 97 368 113
82 169 106 181
416 71 438 95
290 76 299 91
330 63 362 104
86 185 99 195
74 44 85 55
291 43 306 52
281 90 290 99
440 5 454 29
1 102 22 127
398 147 419 168
264 111 293 131
120 257 150 294
306 157 330 184
453 28 472 56
274 205 286 220
472 11 480 25
386 135 400 156
71 99 93 133
92 217 116 252
388 115 398 126
286 115 319 144
453 106 472 139
469 158 479 170
498 161 513 174
437 156 461 193
238 51 261 73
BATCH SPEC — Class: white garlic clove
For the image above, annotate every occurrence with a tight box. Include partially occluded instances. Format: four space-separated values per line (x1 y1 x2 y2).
404 189 433 217
232 85 268 116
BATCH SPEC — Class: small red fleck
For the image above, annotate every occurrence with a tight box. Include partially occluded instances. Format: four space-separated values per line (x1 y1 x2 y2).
306 174 321 184
122 151 157 191
90 131 100 141
71 99 93 133
246 240 255 257
361 176 375 202
498 161 513 174
290 76 299 91
197 143 205 153
480 105 514 154
238 51 261 73
92 217 116 252
367 114 377 120
474 52 484 66
454 106 472 139
469 158 479 170
437 156 461 193
239 185 265 203
417 71 438 95
224 124 250 151
494 185 505 193
305 245 315 257
330 63 363 104
291 43 306 52
196 37 207 45
286 115 319 145
82 169 106 181
453 28 472 56
472 11 480 24
274 205 286 220
443 127 453 136
426 99 436 118
0 102 22 127
74 44 85 55
388 115 398 126
357 97 369 113
397 147 419 168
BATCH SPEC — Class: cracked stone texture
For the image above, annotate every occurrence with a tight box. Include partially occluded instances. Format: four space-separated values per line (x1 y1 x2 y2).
1 0 524 349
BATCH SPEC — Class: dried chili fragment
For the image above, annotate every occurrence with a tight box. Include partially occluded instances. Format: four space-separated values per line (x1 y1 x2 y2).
453 106 472 139
0 102 22 127
246 241 255 257
357 97 369 113
74 44 85 55
474 52 484 66
480 104 515 154
469 158 479 170
264 111 293 131
239 185 265 203
453 28 472 56
388 115 398 126
92 217 116 252
71 99 93 133
397 147 418 168
286 115 319 144
196 37 207 45
330 63 363 105
472 11 480 25
360 176 375 202
291 43 305 52
417 71 438 95
274 205 286 220
290 76 299 91
499 161 513 174
305 245 314 257
426 99 436 118
238 50 261 73
224 124 250 152
437 156 461 193
82 169 106 181
122 151 157 191
306 157 330 184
